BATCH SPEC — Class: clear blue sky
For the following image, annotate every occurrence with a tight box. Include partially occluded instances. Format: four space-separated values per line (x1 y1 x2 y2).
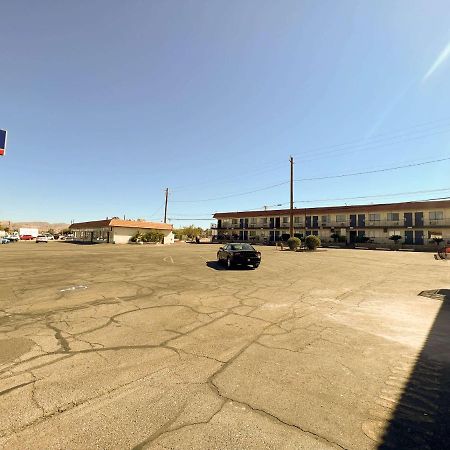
2 1 450 227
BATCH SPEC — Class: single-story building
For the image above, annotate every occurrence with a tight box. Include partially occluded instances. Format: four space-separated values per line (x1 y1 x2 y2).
69 218 174 244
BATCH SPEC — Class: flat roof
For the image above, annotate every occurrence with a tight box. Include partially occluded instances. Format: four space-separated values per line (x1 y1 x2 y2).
213 199 450 219
70 219 173 231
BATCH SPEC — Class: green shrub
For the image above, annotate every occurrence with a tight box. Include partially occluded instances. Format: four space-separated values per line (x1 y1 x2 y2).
305 235 321 250
130 232 143 242
287 237 301 251
389 235 402 244
141 231 165 243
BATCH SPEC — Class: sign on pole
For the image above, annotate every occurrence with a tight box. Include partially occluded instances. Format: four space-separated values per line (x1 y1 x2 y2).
0 129 6 156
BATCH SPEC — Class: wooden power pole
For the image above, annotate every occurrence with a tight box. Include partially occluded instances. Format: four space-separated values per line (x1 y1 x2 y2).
163 188 169 223
289 156 294 238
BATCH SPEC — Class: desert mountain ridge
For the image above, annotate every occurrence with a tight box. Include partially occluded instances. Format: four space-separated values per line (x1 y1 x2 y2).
0 221 70 232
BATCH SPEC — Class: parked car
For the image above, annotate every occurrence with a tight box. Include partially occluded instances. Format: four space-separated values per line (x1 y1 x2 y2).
20 235 34 240
45 234 55 240
1 237 10 244
217 243 261 269
58 235 66 241
4 234 19 242
36 235 49 243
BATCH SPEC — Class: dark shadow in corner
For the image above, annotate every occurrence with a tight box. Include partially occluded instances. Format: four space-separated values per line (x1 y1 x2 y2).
378 289 450 449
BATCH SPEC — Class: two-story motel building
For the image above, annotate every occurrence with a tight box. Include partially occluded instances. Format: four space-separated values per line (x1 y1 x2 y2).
212 199 450 247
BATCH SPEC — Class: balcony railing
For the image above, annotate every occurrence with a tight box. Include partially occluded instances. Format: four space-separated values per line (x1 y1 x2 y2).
214 218 450 230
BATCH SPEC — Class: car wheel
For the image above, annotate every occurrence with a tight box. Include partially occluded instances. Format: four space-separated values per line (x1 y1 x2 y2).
253 263 260 269
227 256 232 269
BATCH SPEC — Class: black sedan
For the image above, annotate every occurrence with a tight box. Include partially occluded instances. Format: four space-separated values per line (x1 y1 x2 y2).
217 243 261 269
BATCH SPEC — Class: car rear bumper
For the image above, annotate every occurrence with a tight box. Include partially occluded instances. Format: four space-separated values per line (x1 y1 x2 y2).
232 256 261 265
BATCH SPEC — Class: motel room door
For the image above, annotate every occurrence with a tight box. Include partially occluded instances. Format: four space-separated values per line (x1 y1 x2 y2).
414 212 424 227
414 230 424 245
239 230 248 241
404 212 413 227
405 230 414 245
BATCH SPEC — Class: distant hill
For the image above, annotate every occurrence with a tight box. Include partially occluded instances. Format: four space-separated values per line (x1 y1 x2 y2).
0 221 70 232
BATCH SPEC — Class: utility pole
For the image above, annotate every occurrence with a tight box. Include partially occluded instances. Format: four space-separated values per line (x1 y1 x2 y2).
163 188 169 223
289 156 294 238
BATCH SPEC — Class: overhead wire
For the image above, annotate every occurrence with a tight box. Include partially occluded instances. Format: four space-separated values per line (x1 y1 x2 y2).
296 156 450 181
292 118 450 160
221 191 450 213
171 117 450 192
170 156 450 203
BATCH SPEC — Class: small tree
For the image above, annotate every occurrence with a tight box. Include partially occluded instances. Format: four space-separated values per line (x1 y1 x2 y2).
287 237 301 251
305 235 321 250
389 235 402 245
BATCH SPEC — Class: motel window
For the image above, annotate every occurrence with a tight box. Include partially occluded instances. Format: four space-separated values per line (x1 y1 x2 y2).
387 212 399 221
429 211 444 220
389 230 401 237
232 219 238 225
282 216 289 224
294 216 301 224
250 217 257 224
369 213 380 222
249 230 256 237
260 217 268 224
336 214 346 223
321 215 329 224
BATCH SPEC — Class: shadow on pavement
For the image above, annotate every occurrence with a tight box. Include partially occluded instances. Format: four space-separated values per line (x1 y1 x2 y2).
378 289 450 449
205 261 226 270
205 261 254 271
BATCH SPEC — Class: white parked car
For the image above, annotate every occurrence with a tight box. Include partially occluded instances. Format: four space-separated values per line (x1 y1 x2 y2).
36 235 49 243
45 234 55 240
5 234 19 242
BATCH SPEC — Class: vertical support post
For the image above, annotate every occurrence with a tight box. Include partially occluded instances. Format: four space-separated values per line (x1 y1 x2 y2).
289 156 294 238
164 188 169 223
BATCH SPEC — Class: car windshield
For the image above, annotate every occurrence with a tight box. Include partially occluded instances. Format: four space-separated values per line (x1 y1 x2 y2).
230 244 254 251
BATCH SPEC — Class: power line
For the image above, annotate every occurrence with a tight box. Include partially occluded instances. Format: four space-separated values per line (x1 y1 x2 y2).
300 126 450 162
296 156 450 181
170 156 450 203
170 117 450 193
168 218 213 221
295 187 450 204
217 190 450 214
293 119 450 160
171 180 290 203
148 202 165 219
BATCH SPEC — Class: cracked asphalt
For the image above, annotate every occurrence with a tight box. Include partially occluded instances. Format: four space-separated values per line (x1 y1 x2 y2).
0 242 449 449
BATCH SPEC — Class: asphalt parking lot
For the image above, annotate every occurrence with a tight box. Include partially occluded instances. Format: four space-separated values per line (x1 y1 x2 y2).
0 242 449 449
